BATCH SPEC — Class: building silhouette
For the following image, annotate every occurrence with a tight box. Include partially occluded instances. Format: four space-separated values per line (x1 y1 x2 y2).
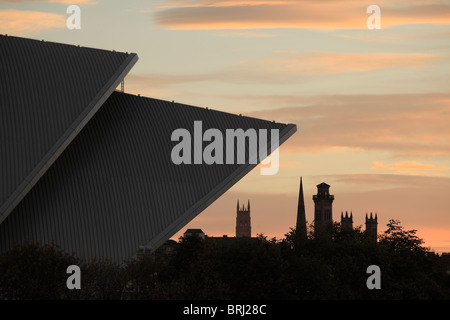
183 229 206 240
296 178 378 241
296 177 307 238
341 211 353 232
181 199 254 243
236 200 251 238
365 212 378 242
313 182 334 234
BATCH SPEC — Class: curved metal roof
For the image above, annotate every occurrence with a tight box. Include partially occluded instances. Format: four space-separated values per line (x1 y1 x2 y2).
0 36 296 262
0 35 137 225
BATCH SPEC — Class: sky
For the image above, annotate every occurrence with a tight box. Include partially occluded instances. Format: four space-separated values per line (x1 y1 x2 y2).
1 0 449 252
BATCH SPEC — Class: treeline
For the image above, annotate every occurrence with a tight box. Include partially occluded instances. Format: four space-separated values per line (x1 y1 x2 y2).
0 220 449 300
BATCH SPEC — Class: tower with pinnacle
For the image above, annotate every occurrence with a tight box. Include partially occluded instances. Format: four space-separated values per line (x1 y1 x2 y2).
236 200 251 238
365 212 378 242
294 178 379 242
296 177 307 239
340 211 353 232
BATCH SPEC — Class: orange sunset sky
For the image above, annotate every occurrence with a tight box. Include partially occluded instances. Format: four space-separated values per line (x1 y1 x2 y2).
1 0 449 252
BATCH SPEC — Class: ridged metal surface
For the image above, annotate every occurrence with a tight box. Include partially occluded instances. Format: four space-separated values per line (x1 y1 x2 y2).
0 91 296 262
0 35 137 225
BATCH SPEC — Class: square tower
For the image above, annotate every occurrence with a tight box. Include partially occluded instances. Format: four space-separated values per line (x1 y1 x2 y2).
236 200 251 238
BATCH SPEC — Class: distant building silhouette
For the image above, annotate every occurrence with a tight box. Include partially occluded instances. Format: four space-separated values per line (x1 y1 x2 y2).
183 229 206 240
296 177 307 239
341 211 353 232
365 213 378 242
181 200 254 243
313 182 334 234
236 200 251 237
296 179 378 240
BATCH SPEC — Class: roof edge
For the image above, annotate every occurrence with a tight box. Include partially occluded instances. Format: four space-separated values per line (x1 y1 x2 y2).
144 123 297 252
0 53 139 226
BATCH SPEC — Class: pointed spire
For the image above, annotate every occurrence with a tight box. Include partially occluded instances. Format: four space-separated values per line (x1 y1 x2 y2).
296 177 307 239
237 200 239 211
248 200 250 212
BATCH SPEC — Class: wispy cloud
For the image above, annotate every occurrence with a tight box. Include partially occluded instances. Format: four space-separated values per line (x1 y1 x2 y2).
238 51 439 77
126 51 439 91
0 0 95 3
0 9 66 35
152 0 450 30
213 31 278 37
312 173 450 191
372 161 449 176
0 0 97 36
155 0 295 8
246 93 450 157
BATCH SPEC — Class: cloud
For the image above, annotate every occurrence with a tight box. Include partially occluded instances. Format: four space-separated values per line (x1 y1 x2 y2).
213 31 278 37
0 0 94 3
0 9 66 35
238 51 439 77
246 93 450 157
152 0 450 30
337 30 450 43
155 0 295 8
126 51 440 91
372 161 449 175
152 2 365 30
312 173 450 192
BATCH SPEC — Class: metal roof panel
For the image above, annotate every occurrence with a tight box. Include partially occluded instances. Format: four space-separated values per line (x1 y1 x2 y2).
0 91 296 262
0 35 138 224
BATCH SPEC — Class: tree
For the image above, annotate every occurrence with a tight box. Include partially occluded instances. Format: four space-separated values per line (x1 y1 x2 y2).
378 219 427 254
0 241 79 299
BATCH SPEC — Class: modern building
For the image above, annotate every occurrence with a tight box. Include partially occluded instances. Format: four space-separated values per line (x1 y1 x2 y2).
0 35 297 263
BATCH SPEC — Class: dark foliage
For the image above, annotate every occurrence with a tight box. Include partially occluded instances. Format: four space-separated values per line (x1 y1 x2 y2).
0 220 449 300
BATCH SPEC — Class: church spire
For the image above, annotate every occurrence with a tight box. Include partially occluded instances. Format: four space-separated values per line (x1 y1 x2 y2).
296 177 307 238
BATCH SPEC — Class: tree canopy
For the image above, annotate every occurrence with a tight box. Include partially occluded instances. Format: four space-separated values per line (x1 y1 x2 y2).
0 220 449 300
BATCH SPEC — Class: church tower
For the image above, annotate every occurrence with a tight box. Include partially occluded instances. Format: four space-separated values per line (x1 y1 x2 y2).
365 212 378 242
340 211 353 232
296 177 307 238
313 182 334 233
236 200 251 238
